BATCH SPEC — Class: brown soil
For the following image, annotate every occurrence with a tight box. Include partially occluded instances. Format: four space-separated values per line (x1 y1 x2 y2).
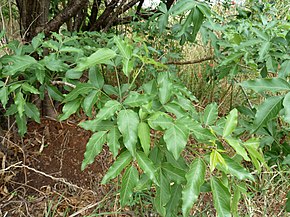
0 118 118 216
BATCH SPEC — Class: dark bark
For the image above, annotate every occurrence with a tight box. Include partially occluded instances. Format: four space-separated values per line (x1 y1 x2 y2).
86 0 102 30
40 0 88 35
16 0 50 41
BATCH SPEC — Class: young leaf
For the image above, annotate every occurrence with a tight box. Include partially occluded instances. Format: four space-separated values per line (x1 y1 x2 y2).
138 122 151 156
117 110 139 157
59 98 82 121
203 102 218 126
224 137 250 161
81 131 107 171
75 48 116 71
136 151 158 185
164 123 189 159
63 83 95 102
223 109 238 138
120 166 139 207
252 96 284 132
240 78 290 93
107 127 121 158
182 158 206 216
24 102 40 123
101 151 132 184
96 100 121 121
211 177 231 217
210 150 226 172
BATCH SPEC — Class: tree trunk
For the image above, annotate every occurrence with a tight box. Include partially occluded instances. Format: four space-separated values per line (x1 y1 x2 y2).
16 0 50 41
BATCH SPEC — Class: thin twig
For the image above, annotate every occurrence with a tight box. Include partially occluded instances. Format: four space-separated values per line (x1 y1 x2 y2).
51 80 76 88
14 164 97 195
165 56 214 65
233 78 254 110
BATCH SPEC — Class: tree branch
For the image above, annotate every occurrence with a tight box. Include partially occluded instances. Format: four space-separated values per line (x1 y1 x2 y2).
39 0 88 35
165 56 214 65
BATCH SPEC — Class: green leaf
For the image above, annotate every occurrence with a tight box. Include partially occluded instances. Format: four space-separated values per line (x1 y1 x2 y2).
16 113 27 137
120 166 139 207
211 177 231 217
138 122 151 156
185 120 216 142
170 0 196 16
210 150 226 172
225 137 250 161
63 83 95 102
122 58 134 77
81 131 107 171
279 60 290 78
286 191 290 212
15 92 25 118
75 48 116 71
88 66 104 89
182 158 206 216
189 7 204 42
123 91 153 107
220 155 254 181
162 162 186 184
65 69 83 79
243 138 265 172
231 186 240 217
163 102 186 118
107 127 121 158
136 151 158 185
240 78 290 93
47 85 64 101
96 100 121 121
283 92 290 124
158 72 172 104
223 109 238 138
0 86 8 108
114 36 132 59
3 55 37 75
59 99 81 121
253 96 284 132
258 41 270 61
282 154 290 165
164 123 189 160
154 168 171 216
165 184 182 217
148 112 173 130
203 102 218 126
21 83 40 94
117 110 139 157
220 52 244 66
101 151 132 184
24 102 40 123
83 90 100 117
79 119 114 132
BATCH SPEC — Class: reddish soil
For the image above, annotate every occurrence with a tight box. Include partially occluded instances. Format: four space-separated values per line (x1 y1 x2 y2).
0 118 115 216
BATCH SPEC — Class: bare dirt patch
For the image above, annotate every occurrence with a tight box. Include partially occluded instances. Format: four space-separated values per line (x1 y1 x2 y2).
0 118 117 216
